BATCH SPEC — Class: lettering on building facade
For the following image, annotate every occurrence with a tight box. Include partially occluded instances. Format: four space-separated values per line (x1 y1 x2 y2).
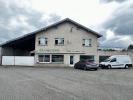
36 49 85 54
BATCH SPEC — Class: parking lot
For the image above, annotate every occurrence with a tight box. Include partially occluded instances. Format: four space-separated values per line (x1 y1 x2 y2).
0 66 133 100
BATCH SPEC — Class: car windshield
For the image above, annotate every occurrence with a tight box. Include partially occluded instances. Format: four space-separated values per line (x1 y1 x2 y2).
104 58 110 62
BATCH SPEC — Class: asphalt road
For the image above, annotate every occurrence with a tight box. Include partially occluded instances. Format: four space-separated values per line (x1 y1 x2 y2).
0 67 133 100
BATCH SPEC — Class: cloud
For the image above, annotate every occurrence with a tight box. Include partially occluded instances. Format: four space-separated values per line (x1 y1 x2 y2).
100 0 127 3
99 30 133 48
100 0 133 48
103 3 133 36
0 0 132 49
0 0 61 43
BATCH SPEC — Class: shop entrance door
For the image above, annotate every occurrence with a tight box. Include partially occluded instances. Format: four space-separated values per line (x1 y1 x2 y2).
70 55 74 66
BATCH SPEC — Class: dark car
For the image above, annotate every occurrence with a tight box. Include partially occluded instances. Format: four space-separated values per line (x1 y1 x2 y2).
74 59 99 71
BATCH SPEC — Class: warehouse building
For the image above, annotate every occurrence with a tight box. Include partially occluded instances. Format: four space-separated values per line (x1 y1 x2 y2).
0 18 102 67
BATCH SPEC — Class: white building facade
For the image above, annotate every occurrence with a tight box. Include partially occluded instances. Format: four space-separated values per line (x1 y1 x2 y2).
35 18 101 67
0 18 101 66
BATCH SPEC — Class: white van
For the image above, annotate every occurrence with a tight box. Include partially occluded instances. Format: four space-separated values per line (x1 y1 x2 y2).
99 55 132 69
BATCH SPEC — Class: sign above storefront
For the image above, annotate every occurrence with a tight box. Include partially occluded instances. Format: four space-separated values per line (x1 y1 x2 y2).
36 49 85 54
36 49 60 53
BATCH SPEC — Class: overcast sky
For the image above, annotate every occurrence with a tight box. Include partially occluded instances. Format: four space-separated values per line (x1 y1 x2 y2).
0 0 133 48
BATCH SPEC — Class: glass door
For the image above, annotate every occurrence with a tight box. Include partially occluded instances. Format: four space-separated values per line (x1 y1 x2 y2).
70 55 74 66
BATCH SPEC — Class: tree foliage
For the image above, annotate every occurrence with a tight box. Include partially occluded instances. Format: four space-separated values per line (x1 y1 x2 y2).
128 44 133 50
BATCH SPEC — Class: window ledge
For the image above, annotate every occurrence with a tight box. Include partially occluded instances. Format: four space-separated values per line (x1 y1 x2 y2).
82 46 92 47
38 62 64 64
51 62 64 64
38 45 48 46
55 44 64 46
38 62 50 63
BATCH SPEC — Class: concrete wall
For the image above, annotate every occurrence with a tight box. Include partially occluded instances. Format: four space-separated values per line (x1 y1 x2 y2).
98 50 133 63
35 22 99 66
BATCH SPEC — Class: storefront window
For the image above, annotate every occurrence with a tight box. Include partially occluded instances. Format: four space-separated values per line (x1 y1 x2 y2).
38 55 50 62
80 55 94 62
52 55 64 63
38 55 44 62
44 55 50 62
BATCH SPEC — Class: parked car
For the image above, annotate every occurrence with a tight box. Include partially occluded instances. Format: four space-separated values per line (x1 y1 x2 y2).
74 59 99 71
99 55 132 69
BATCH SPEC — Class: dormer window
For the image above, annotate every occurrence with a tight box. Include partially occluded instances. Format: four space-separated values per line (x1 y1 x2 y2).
38 37 48 46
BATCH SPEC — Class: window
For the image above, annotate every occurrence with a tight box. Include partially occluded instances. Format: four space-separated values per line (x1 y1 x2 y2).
55 38 64 45
110 58 116 62
80 55 94 62
38 55 64 63
38 55 44 62
38 37 48 46
38 55 50 62
82 39 92 47
52 55 64 63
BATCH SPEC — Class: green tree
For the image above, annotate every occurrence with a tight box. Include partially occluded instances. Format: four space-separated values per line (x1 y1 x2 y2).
128 44 133 50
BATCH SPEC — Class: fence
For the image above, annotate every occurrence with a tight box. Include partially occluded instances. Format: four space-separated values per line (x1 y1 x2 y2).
2 56 35 66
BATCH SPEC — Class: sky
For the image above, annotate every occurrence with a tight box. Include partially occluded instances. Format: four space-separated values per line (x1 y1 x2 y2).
0 0 133 48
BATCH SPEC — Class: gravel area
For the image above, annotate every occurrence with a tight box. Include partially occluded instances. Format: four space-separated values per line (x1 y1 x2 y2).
0 66 133 100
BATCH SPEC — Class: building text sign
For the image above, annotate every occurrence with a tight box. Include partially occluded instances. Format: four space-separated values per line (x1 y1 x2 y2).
37 49 60 53
36 49 85 54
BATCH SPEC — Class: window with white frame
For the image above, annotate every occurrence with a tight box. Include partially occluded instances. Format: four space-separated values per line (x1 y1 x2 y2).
55 38 64 45
38 54 64 63
38 55 50 62
80 55 94 61
82 39 92 47
38 37 48 46
52 55 64 63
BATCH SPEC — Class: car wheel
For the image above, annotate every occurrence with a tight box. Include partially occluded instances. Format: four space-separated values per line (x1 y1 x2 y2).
125 65 128 69
74 66 77 69
108 65 111 69
101 66 104 69
93 68 98 71
83 66 87 71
